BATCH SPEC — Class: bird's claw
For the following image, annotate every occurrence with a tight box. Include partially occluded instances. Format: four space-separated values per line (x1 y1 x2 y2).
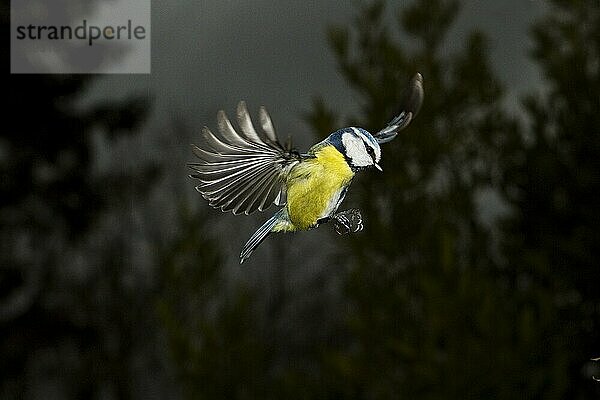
332 209 363 235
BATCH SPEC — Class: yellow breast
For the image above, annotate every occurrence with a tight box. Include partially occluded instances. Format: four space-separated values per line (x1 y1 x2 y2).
284 145 354 230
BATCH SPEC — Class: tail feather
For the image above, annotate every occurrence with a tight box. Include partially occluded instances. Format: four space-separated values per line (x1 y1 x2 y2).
240 210 284 264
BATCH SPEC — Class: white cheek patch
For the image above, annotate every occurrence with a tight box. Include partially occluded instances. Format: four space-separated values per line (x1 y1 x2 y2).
342 131 372 167
352 127 381 163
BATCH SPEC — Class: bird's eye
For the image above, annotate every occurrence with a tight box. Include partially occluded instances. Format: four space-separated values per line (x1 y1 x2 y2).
364 145 376 163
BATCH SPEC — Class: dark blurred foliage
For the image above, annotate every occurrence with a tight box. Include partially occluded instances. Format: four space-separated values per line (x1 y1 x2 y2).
157 207 274 399
0 0 163 398
499 0 600 398
3 0 599 399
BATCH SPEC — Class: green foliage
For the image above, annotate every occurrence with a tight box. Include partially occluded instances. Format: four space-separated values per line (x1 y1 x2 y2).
158 207 275 399
500 0 600 397
0 1 156 398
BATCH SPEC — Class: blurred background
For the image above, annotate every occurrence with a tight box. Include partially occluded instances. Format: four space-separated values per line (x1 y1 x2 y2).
2 0 600 398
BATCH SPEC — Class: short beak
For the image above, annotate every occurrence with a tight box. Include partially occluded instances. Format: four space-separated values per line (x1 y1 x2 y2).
374 163 383 172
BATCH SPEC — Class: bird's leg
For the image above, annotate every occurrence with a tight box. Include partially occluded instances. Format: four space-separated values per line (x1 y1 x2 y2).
331 209 363 235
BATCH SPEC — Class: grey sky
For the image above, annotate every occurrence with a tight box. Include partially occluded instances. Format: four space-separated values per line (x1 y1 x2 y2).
83 0 546 142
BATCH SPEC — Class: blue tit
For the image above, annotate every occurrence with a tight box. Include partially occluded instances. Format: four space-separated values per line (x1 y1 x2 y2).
189 73 424 263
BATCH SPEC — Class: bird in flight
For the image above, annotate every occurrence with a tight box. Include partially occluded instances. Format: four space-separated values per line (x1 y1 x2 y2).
189 73 424 263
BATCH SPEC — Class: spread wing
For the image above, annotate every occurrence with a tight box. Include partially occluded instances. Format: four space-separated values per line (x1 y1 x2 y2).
189 101 302 215
374 73 424 144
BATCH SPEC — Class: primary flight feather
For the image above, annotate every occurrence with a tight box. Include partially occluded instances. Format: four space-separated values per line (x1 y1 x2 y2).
189 73 424 263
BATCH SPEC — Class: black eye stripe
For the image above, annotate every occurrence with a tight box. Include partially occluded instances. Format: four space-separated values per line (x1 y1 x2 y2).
362 141 375 161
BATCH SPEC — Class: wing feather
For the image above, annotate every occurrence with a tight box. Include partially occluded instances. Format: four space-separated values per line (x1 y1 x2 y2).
231 168 277 214
190 102 301 215
373 73 424 144
217 111 251 148
201 127 248 154
258 106 280 146
236 101 264 144
196 162 271 194
205 164 273 212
